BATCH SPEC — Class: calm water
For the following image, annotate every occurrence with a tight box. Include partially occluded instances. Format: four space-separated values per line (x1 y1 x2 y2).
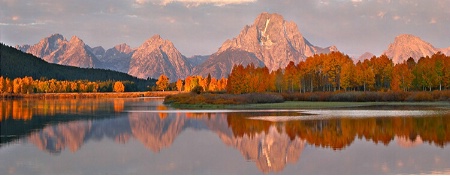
1 98 450 174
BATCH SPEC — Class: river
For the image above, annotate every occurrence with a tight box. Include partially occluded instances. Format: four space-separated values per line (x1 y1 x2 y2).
1 98 450 174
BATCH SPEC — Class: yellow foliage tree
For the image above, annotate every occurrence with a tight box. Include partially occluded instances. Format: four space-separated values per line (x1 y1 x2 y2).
156 74 169 91
176 79 183 92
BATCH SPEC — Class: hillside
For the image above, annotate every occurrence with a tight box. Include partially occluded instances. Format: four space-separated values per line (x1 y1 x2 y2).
0 43 155 91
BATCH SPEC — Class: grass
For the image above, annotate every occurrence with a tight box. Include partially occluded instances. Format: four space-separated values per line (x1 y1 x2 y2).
236 101 450 109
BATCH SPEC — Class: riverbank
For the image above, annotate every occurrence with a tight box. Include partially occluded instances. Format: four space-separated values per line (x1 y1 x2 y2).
0 91 179 99
164 91 450 109
166 100 450 110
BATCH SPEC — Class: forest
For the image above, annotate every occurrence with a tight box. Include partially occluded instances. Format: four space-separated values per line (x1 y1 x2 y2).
226 51 450 94
0 43 155 92
165 51 450 104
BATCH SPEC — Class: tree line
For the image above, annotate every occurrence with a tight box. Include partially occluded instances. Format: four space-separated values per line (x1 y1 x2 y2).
156 74 228 93
0 76 134 94
1 43 156 91
226 51 450 94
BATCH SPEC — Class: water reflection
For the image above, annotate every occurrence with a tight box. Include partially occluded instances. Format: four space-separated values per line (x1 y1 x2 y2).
1 98 450 174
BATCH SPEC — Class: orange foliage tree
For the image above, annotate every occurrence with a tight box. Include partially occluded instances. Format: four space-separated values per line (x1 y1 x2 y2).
113 81 125 92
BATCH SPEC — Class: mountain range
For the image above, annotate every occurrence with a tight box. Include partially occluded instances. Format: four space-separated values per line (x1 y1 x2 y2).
15 12 450 80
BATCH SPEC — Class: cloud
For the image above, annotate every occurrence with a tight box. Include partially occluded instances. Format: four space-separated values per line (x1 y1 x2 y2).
0 22 46 26
154 0 257 7
135 0 149 5
429 18 437 24
11 16 20 21
377 11 386 18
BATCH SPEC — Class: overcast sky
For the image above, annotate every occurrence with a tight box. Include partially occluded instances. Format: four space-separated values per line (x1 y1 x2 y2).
1 0 449 57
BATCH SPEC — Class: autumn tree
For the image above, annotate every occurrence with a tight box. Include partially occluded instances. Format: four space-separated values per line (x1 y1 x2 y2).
414 56 439 91
340 62 355 91
432 52 446 90
227 64 245 94
156 74 169 91
113 81 125 92
284 61 299 92
443 55 450 90
176 79 183 92
12 78 22 94
206 73 212 91
355 60 375 91
391 62 414 91
370 55 393 90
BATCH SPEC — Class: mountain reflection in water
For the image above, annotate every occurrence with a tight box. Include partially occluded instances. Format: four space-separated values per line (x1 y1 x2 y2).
1 98 450 174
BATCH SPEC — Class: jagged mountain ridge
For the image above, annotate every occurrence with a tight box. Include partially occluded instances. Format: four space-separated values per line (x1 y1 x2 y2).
193 12 338 78
17 34 101 68
14 13 450 81
383 34 449 64
16 34 194 80
128 35 192 81
91 43 134 73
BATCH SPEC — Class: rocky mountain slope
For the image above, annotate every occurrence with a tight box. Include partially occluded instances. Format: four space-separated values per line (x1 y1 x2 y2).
383 34 445 64
16 34 192 80
193 12 337 78
17 34 100 68
128 35 192 81
93 43 134 73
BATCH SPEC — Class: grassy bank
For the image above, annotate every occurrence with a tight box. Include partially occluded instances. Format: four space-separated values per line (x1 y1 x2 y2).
167 100 450 110
164 92 284 105
0 91 178 99
164 91 450 109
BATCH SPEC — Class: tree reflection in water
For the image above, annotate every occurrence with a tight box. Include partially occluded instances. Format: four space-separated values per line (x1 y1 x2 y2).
1 98 450 173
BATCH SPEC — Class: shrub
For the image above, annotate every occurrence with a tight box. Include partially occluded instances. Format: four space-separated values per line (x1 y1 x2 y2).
405 92 433 102
191 85 203 94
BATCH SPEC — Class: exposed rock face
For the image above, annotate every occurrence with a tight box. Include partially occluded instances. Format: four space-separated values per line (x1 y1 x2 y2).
194 12 337 78
59 36 100 67
88 46 106 59
97 43 134 73
383 34 439 64
128 35 192 81
17 34 99 68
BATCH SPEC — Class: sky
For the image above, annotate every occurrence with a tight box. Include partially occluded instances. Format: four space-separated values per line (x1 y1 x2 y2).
1 0 449 58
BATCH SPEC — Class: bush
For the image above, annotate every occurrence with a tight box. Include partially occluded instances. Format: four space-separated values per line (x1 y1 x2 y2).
164 92 284 105
191 85 203 94
405 92 433 102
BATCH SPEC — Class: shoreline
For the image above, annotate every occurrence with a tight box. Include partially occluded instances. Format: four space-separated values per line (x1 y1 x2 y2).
167 101 450 110
0 91 179 100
